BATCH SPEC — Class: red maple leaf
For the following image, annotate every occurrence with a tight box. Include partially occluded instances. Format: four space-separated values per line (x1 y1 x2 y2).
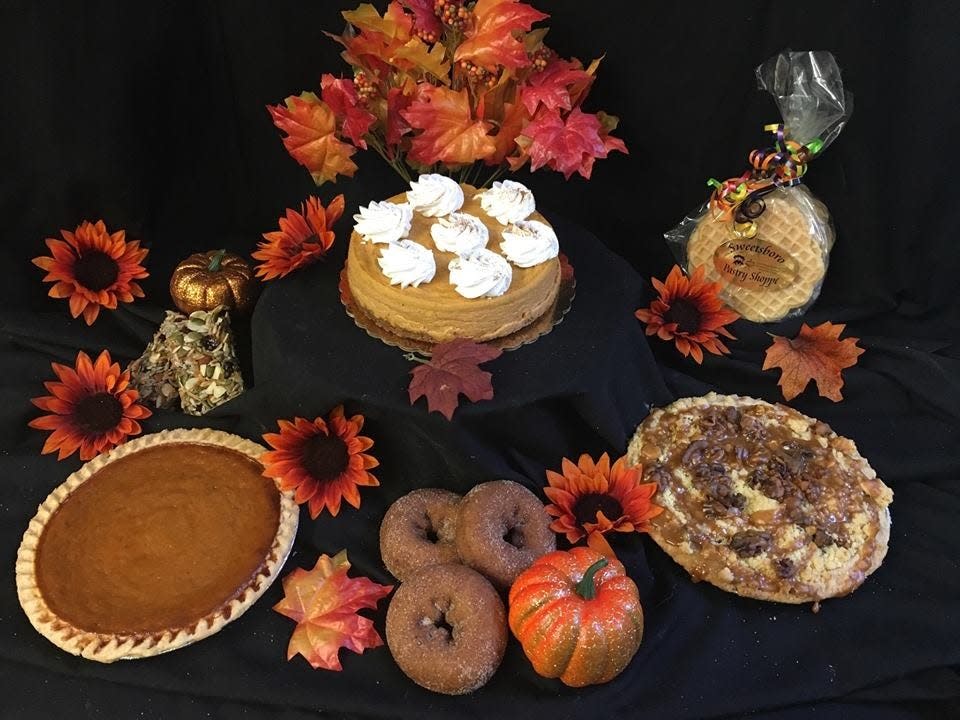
401 85 496 166
400 0 442 37
320 75 376 149
520 58 592 115
408 339 503 420
386 87 414 149
580 110 628 178
521 107 605 179
268 92 359 185
273 550 393 671
762 322 865 402
455 0 548 71
568 55 602 108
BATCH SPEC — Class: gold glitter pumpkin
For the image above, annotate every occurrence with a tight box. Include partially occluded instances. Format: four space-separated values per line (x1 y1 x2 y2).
169 250 258 314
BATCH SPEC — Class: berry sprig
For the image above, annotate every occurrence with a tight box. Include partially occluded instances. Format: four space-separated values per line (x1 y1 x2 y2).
354 71 378 104
415 26 439 44
458 59 497 89
531 46 553 72
435 0 470 31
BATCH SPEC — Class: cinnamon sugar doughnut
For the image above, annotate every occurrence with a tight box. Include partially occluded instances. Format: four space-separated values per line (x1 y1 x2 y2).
386 564 507 695
380 489 461 581
455 480 556 589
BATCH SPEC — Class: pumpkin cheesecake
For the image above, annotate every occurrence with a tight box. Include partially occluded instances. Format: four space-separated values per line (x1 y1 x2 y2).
16 429 298 662
345 176 562 344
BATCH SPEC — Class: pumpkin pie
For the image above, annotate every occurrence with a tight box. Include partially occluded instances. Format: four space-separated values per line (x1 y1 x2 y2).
16 428 298 662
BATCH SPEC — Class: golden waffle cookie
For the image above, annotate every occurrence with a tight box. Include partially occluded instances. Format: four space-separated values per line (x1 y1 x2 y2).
627 393 892 605
688 186 833 322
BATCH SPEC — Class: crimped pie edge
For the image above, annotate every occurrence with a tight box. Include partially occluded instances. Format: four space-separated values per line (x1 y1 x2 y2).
15 428 299 662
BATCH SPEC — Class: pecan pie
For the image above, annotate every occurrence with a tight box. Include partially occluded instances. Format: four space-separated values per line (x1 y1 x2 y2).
627 393 893 604
16 429 298 661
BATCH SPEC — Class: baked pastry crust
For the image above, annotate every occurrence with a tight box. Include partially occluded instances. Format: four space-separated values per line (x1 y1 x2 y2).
687 186 833 322
627 393 892 604
15 428 298 662
346 184 561 343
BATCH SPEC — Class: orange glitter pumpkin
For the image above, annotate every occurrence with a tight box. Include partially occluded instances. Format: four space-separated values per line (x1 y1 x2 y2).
508 546 643 687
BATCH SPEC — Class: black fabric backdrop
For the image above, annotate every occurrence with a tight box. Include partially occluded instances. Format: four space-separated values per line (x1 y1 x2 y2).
2 1 959 718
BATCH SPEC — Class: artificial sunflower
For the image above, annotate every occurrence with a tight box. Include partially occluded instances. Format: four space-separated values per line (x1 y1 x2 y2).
29 350 152 461
635 264 739 364
261 406 379 519
32 220 149 325
253 195 346 281
544 453 662 544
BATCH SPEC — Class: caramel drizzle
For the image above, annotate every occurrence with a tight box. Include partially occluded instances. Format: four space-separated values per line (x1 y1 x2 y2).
646 404 882 596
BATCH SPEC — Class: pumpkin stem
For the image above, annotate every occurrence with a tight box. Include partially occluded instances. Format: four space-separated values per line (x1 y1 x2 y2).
208 249 227 272
574 558 608 600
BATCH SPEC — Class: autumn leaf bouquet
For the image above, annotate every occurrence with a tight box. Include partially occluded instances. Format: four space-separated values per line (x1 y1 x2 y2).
268 0 627 188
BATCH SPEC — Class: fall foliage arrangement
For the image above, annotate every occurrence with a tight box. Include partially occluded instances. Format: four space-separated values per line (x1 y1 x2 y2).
269 0 627 187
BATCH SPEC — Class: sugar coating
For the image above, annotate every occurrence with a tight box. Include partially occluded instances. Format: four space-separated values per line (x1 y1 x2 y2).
380 488 461 582
455 480 556 590
385 564 506 695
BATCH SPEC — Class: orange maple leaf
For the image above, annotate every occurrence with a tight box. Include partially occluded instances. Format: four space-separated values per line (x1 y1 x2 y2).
342 2 412 40
401 85 496 166
487 100 529 164
273 550 393 671
391 37 451 81
455 0 548 71
268 92 358 185
762 321 865 402
338 3 450 82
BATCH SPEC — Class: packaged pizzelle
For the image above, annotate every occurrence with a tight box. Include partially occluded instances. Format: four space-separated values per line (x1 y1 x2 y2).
666 50 853 322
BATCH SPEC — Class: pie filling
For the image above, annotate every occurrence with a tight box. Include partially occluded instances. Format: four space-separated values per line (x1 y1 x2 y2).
35 443 281 635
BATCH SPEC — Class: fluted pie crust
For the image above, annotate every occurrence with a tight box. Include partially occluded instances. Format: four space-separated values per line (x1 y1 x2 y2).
15 429 298 662
345 184 561 344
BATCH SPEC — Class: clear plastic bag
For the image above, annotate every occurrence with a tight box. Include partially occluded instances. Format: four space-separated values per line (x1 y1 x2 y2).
666 51 852 323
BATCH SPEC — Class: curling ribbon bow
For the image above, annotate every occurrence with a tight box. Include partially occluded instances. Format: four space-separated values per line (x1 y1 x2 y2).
707 124 824 226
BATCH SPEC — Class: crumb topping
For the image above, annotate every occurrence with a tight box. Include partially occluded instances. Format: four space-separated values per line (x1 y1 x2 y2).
628 393 893 599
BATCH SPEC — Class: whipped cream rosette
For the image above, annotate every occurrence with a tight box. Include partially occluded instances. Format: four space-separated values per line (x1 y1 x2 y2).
407 174 465 217
476 180 536 225
500 220 559 268
430 213 490 255
448 249 513 299
377 240 437 288
353 201 413 244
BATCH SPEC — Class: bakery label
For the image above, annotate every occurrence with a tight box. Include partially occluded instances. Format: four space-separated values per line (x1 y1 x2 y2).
713 238 799 290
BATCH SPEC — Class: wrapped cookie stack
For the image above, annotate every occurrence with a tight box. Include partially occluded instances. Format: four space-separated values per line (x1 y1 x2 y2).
666 50 853 322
